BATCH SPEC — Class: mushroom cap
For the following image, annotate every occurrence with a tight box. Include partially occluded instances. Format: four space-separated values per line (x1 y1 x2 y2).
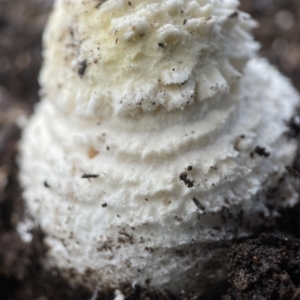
40 0 258 117
19 0 299 295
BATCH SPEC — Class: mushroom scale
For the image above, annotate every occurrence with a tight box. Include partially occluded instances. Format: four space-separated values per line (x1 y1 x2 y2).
19 0 299 295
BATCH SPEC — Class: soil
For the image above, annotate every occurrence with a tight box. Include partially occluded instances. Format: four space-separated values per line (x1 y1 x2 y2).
0 0 300 299
223 234 300 300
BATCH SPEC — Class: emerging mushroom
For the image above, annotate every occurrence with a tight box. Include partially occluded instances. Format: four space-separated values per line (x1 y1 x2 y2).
19 0 299 296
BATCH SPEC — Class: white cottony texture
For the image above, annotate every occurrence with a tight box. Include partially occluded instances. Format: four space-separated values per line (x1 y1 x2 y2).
19 0 299 295
41 0 258 116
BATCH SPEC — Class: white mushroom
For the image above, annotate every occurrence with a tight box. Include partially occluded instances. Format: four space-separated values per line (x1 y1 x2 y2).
19 0 299 296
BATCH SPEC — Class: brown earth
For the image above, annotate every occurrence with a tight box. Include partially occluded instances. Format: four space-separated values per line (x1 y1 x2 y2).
223 234 300 300
0 0 300 299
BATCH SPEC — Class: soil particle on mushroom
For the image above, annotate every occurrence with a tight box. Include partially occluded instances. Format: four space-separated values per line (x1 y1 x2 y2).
78 60 87 77
179 171 194 188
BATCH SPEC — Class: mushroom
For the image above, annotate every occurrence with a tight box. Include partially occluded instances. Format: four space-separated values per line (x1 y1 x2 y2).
18 0 299 296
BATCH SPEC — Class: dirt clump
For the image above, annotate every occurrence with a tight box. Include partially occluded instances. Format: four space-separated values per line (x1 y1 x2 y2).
223 234 300 300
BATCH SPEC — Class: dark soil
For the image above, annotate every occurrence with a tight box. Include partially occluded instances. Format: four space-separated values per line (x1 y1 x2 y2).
240 0 300 91
0 0 300 299
223 234 300 300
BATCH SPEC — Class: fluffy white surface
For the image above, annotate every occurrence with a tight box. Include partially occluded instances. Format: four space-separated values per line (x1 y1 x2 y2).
40 0 258 116
19 0 299 295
